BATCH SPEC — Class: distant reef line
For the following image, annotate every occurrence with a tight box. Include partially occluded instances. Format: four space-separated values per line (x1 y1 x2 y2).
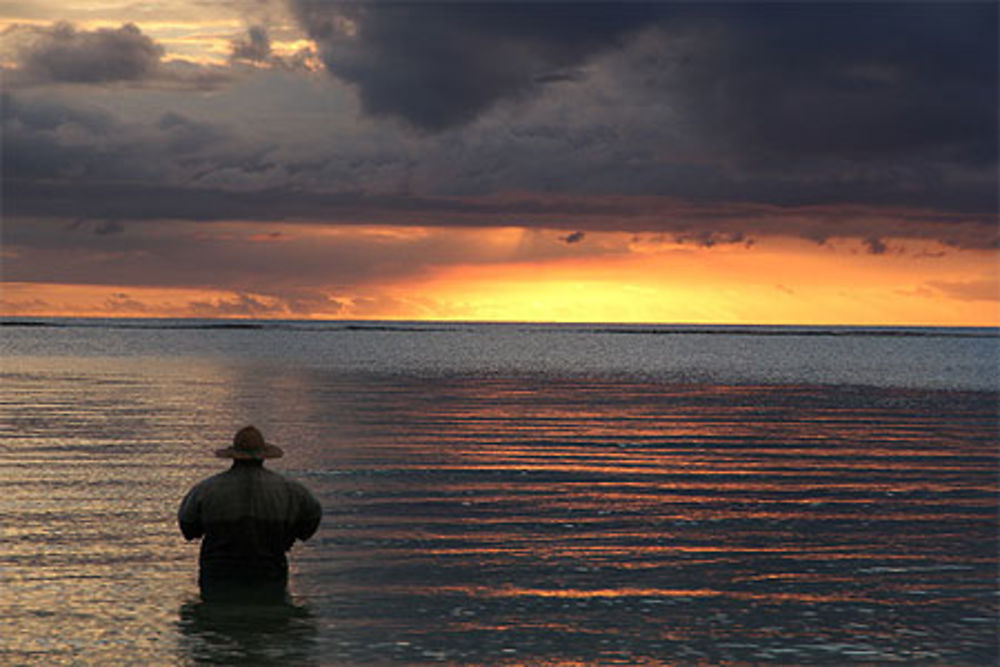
1 318 995 338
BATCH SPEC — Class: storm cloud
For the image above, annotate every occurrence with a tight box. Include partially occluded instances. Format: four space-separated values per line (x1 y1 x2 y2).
291 1 659 131
650 3 998 170
278 1 998 223
2 3 997 252
1 90 285 191
290 1 997 169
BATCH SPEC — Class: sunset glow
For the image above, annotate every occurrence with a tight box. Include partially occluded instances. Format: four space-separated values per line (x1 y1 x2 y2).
2 2 996 326
4 227 995 325
400 238 997 326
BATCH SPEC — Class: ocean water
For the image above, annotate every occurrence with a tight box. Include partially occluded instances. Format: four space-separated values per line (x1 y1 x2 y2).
1 319 997 665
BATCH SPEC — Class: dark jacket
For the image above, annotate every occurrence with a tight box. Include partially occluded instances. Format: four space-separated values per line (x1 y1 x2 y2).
178 461 322 596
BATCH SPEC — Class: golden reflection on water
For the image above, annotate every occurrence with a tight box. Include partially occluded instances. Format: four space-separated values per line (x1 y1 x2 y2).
2 360 997 664
435 584 882 605
294 378 996 662
1 356 253 664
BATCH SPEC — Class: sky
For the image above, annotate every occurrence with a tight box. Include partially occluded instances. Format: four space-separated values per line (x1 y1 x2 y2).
1 1 997 325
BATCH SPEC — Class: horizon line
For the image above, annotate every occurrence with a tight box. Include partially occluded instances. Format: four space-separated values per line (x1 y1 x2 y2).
2 314 997 331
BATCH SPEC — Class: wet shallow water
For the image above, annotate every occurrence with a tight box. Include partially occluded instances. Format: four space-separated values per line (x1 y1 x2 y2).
1 322 997 664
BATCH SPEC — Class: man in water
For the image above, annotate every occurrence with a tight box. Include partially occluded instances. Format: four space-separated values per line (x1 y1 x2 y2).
178 426 322 602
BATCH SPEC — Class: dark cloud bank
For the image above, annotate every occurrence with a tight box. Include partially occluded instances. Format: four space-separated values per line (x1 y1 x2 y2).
293 2 996 162
2 2 997 249
293 1 661 131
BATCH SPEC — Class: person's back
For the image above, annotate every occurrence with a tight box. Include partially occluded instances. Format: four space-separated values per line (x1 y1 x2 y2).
179 426 322 601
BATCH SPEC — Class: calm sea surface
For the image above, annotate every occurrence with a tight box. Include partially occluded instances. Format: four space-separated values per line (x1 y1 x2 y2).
1 319 997 665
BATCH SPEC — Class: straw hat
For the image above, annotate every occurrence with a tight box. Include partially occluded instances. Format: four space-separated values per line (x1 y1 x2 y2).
215 426 284 460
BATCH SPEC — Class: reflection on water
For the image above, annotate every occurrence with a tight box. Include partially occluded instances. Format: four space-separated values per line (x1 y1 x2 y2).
177 598 318 665
292 376 999 665
1 352 997 664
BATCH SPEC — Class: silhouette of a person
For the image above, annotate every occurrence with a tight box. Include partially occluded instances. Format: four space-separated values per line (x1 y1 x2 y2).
179 426 322 602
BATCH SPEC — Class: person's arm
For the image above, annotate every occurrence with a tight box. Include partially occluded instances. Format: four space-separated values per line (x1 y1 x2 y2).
292 485 322 542
177 486 204 540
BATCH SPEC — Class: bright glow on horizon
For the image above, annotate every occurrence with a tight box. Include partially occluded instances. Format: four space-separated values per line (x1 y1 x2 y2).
1 228 995 326
379 236 997 326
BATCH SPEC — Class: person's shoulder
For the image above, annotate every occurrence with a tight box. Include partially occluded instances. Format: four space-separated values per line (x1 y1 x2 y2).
275 471 319 500
271 469 307 490
203 468 234 484
256 466 315 493
186 469 231 494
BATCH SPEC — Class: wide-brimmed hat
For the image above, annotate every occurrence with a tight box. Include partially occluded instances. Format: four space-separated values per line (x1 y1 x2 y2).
215 426 284 460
